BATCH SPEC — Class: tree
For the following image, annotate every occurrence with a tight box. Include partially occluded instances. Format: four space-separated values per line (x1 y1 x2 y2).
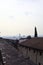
34 27 38 37
27 35 31 39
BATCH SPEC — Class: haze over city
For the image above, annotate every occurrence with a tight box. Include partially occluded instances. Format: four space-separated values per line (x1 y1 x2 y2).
0 0 43 36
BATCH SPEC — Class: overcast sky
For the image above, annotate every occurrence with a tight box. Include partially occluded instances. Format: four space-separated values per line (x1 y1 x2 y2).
0 0 43 36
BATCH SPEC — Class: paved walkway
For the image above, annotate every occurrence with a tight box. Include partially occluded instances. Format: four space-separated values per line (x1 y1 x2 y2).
0 42 37 65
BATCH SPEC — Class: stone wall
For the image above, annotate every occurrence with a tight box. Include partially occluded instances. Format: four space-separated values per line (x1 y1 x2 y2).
18 45 43 65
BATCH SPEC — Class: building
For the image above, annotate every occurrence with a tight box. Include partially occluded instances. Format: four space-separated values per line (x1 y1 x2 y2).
18 37 43 65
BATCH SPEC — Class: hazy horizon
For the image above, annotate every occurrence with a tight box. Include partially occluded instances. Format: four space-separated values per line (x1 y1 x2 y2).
0 0 43 36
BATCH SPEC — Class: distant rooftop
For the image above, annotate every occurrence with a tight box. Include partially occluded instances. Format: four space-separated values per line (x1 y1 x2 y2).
19 37 43 51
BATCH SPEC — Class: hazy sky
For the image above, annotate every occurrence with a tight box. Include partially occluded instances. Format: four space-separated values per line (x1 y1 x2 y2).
0 0 43 36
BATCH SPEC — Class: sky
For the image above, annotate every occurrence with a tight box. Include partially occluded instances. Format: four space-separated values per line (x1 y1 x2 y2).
0 0 43 36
